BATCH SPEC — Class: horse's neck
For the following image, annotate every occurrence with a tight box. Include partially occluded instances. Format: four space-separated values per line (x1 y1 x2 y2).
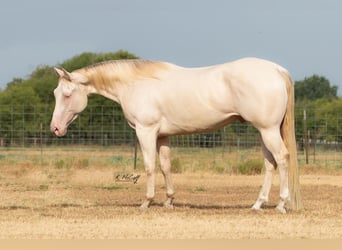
81 68 123 104
80 60 171 104
91 84 122 104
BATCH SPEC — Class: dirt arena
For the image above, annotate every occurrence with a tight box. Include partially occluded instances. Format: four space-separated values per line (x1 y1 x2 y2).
0 164 341 239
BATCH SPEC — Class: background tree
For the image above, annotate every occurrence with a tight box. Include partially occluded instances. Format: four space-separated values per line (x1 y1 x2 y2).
294 75 341 146
295 75 338 102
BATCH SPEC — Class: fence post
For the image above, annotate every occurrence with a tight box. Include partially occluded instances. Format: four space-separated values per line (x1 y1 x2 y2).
303 109 309 164
133 135 138 170
40 122 43 164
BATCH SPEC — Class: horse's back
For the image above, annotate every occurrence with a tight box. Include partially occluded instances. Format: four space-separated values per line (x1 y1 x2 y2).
122 58 290 134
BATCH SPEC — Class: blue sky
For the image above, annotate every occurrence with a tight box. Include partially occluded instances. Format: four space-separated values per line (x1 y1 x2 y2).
1 0 341 95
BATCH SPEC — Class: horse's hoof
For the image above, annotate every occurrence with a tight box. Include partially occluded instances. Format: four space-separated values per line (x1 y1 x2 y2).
163 198 174 209
251 202 263 211
164 202 174 209
275 205 287 214
164 204 174 209
140 200 152 210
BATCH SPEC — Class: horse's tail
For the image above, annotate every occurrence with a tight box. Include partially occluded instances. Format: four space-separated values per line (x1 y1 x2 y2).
279 69 304 210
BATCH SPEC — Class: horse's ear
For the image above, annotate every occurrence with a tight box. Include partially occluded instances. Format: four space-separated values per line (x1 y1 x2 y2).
54 67 71 81
70 72 89 85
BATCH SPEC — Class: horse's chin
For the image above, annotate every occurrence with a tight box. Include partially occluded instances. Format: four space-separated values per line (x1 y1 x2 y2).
51 114 78 137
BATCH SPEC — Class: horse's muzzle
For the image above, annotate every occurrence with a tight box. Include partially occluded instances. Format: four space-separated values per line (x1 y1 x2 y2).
50 125 67 137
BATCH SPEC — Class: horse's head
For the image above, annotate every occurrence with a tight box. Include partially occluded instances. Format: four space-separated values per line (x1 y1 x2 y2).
50 68 89 137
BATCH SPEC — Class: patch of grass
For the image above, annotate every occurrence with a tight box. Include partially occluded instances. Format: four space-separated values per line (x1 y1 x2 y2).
335 164 342 170
97 185 126 191
55 159 65 169
110 155 131 166
75 159 89 169
237 159 263 175
301 162 342 174
111 155 124 163
171 158 182 173
39 184 49 191
54 159 73 169
195 186 206 192
0 147 340 176
5 205 29 210
107 155 137 171
213 165 226 174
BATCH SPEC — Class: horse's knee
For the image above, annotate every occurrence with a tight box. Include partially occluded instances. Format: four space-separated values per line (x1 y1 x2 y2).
264 159 276 172
144 165 155 176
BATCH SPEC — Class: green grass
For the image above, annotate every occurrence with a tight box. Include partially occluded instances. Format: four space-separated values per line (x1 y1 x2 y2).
39 184 49 191
237 159 263 175
97 185 126 191
194 186 206 192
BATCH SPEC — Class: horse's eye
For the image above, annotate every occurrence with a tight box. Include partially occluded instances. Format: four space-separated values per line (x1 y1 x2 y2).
62 89 73 98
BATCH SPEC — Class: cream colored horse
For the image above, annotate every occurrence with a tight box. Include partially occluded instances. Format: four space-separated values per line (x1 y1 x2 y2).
51 58 303 213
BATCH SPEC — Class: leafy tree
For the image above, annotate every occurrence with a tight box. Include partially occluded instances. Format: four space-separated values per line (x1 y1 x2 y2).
295 97 342 147
0 82 42 145
0 81 40 106
295 75 338 102
26 65 57 105
294 75 341 144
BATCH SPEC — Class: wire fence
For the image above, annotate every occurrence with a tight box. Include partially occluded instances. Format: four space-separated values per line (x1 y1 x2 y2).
0 105 341 168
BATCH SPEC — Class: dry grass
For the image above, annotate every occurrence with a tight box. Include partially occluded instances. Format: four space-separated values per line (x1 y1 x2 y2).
1 146 340 174
0 158 341 239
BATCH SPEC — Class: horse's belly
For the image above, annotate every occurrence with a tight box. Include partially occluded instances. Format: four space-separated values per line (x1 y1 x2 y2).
158 111 239 136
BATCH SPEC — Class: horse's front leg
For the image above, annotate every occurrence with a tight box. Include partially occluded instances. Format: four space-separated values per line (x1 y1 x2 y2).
157 136 175 209
136 126 158 209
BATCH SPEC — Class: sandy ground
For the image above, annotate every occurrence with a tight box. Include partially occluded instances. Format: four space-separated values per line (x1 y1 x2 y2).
0 166 341 239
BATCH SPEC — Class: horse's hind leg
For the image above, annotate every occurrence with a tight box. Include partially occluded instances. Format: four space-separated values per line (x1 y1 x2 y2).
255 127 290 213
252 140 276 211
157 136 175 208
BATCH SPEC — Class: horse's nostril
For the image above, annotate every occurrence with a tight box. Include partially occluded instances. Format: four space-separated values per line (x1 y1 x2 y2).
51 126 58 134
